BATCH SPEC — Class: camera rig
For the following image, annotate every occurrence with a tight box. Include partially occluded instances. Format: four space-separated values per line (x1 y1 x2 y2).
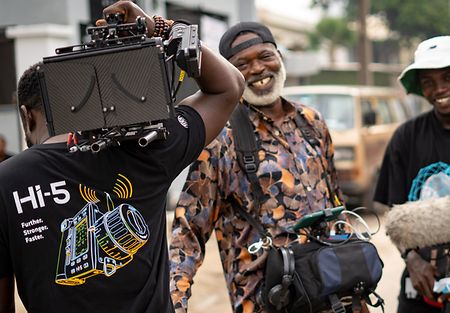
38 14 201 153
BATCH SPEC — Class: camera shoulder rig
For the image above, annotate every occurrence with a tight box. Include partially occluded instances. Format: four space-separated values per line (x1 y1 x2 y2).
38 14 201 153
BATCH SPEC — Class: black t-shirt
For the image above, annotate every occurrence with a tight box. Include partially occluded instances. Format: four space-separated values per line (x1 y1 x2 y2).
374 110 450 206
0 154 13 163
0 106 204 313
374 110 450 308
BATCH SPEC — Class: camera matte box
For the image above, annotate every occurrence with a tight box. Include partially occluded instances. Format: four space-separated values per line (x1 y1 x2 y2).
38 39 173 136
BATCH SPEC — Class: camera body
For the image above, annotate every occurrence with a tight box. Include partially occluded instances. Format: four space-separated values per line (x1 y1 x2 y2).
38 15 201 153
39 37 172 137
55 202 149 285
167 23 201 78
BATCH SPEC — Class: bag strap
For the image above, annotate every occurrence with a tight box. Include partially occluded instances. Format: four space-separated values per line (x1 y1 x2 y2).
229 103 265 215
293 113 320 148
329 294 346 313
364 289 385 312
294 113 339 208
229 103 340 234
227 195 269 239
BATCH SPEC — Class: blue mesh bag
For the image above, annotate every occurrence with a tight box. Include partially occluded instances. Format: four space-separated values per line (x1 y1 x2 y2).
409 162 450 201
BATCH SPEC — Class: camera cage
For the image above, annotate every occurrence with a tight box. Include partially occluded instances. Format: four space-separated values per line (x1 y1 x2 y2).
38 14 201 153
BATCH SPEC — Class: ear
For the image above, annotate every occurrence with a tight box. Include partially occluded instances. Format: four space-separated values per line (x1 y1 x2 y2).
277 49 283 60
19 105 35 134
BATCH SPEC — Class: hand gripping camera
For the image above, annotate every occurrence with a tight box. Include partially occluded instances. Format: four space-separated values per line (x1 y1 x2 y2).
38 14 201 153
55 202 149 285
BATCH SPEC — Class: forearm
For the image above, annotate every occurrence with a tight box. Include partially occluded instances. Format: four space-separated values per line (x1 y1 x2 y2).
169 148 222 311
100 1 244 145
169 209 210 312
192 44 244 103
180 44 244 144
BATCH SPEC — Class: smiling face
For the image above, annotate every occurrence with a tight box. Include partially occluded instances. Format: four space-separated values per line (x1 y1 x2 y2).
229 32 286 107
418 66 450 119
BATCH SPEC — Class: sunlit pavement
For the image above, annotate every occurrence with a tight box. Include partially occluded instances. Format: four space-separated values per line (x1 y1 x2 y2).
13 211 402 313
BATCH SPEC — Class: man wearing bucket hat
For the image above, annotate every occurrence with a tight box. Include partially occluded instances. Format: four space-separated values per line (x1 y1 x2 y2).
374 36 450 313
169 21 344 313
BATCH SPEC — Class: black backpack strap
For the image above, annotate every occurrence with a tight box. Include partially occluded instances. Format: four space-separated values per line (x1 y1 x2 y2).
293 111 320 148
229 103 265 214
294 110 340 208
227 195 268 239
352 294 362 312
364 289 385 312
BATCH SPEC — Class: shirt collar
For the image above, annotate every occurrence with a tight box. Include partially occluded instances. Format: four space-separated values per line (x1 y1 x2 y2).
245 97 299 126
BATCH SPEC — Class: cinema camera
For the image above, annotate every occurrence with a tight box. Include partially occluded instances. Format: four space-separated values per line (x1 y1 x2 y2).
38 14 201 153
55 202 149 285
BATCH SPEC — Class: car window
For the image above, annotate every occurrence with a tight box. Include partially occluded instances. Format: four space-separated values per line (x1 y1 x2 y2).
376 99 393 124
391 99 408 122
285 93 354 130
360 98 375 126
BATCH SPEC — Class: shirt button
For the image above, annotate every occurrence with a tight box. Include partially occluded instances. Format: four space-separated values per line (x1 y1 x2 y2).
274 130 280 136
307 186 312 191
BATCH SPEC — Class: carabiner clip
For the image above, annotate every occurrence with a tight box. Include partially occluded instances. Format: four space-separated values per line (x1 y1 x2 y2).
248 237 273 254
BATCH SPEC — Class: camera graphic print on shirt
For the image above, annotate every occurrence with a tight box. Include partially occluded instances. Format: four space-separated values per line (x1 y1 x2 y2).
55 174 149 286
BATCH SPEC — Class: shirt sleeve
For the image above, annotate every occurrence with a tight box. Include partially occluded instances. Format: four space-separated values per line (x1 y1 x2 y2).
163 105 206 180
168 139 222 313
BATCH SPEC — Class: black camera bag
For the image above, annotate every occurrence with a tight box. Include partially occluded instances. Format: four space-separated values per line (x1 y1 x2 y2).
261 239 383 313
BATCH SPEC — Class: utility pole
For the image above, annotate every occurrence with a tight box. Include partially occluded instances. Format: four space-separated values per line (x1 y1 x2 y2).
358 0 373 85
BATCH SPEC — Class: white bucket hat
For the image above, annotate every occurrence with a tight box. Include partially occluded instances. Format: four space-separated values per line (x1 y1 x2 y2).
398 36 450 96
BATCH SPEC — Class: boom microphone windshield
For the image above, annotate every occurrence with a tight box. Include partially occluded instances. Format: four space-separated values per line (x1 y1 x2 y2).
385 196 450 252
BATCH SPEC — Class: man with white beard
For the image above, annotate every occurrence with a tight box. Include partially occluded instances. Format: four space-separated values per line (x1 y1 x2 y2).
169 22 343 313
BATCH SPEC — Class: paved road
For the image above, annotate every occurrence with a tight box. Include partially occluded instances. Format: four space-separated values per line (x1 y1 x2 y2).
14 211 402 313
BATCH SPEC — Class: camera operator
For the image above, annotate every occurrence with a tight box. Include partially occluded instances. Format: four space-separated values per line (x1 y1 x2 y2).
0 1 244 312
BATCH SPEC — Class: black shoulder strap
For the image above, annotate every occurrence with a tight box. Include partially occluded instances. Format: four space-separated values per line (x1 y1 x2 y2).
294 111 339 208
229 105 339 234
229 103 265 214
293 112 320 148
227 195 268 239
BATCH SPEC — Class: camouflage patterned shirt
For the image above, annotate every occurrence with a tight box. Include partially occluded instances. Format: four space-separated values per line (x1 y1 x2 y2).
169 100 342 313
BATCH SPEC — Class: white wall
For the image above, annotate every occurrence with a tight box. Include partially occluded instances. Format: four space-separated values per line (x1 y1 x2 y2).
6 24 73 81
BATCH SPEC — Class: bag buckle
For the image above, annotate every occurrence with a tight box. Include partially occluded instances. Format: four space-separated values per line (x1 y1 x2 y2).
243 154 257 173
248 237 272 254
329 294 346 313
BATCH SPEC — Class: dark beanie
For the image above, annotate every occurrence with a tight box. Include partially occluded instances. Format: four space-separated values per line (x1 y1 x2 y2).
219 21 277 60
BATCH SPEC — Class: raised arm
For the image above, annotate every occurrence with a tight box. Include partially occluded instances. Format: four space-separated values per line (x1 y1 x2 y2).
100 1 245 146
179 44 244 145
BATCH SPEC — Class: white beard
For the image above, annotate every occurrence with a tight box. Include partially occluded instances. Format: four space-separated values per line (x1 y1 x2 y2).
242 60 286 107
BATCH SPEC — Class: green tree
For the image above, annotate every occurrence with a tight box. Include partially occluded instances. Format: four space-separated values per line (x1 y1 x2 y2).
370 0 449 44
309 17 356 65
313 0 449 44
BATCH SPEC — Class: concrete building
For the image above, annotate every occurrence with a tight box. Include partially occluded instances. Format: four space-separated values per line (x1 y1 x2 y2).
0 0 256 152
